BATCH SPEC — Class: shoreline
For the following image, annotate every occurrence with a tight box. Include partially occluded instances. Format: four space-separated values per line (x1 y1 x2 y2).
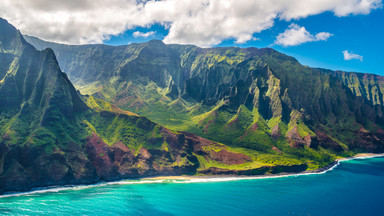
142 153 384 181
336 153 384 161
1 153 384 198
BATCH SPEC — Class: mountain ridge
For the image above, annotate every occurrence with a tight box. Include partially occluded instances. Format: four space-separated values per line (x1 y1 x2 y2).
23 34 384 158
0 18 383 194
2 18 287 194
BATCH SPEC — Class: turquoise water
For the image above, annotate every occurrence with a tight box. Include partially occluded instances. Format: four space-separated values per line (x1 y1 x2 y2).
1 157 384 216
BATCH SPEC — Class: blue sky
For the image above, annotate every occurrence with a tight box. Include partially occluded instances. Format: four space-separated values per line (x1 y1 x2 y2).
1 0 383 75
105 9 384 75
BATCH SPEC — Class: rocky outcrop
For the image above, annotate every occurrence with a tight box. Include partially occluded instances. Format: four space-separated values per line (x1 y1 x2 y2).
316 131 344 152
327 70 384 107
0 127 259 194
83 131 199 181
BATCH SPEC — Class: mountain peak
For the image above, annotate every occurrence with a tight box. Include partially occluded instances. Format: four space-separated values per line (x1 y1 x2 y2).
0 17 20 46
0 18 34 55
0 18 87 117
146 39 165 46
0 17 11 26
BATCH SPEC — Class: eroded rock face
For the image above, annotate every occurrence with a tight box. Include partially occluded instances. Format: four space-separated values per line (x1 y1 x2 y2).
210 149 251 165
110 142 136 175
1 125 248 194
83 130 203 179
316 131 343 152
351 129 384 153
0 143 99 193
85 133 118 180
0 129 203 194
82 131 200 181
286 127 315 148
191 134 251 165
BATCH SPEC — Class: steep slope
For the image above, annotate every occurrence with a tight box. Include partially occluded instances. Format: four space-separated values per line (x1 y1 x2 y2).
1 19 289 194
24 35 384 159
315 68 384 107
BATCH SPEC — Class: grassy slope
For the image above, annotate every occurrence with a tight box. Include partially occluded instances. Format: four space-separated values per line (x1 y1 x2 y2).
23 36 384 172
84 96 309 171
71 68 347 171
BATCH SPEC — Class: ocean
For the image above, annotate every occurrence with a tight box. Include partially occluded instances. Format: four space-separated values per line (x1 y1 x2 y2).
1 156 384 216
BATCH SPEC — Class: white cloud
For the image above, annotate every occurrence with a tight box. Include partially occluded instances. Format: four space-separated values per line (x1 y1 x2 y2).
133 31 155 38
274 24 333 47
0 0 381 46
343 50 363 61
235 35 259 44
315 32 333 41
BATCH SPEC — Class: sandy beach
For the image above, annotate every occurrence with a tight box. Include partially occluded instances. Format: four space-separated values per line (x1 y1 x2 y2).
142 176 200 180
336 153 384 162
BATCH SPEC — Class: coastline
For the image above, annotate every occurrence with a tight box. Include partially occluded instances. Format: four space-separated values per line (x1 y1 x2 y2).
336 153 384 161
1 153 384 198
142 153 384 181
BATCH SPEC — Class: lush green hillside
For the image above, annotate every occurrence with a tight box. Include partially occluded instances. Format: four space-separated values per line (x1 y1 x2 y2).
315 68 384 107
2 18 310 194
23 35 384 111
24 34 384 168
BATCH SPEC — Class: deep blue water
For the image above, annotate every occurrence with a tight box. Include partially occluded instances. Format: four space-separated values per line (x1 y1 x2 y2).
1 157 384 215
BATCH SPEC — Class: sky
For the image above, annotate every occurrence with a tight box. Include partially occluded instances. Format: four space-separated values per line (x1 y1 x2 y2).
0 0 383 75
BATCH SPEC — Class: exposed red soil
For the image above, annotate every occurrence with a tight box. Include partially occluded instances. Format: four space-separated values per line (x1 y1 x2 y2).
239 122 259 140
271 124 280 140
85 133 116 178
315 130 343 151
209 149 251 165
287 126 316 148
287 126 304 148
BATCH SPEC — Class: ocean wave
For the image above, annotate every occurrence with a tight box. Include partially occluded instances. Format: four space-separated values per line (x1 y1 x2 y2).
0 180 168 198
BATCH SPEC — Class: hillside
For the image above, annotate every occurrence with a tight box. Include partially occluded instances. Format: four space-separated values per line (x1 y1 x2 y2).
24 35 384 166
1 18 293 194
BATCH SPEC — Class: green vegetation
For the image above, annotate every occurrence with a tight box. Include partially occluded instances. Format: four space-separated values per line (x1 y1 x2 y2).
22 33 384 174
2 17 384 194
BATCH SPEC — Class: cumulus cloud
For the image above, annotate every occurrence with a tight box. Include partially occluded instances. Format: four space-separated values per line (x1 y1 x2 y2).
0 0 381 46
274 24 333 47
133 31 155 38
235 36 259 44
343 50 363 61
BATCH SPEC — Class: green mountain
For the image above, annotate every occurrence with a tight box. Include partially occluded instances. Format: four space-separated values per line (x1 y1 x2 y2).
24 35 384 167
1 19 282 194
316 68 384 106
